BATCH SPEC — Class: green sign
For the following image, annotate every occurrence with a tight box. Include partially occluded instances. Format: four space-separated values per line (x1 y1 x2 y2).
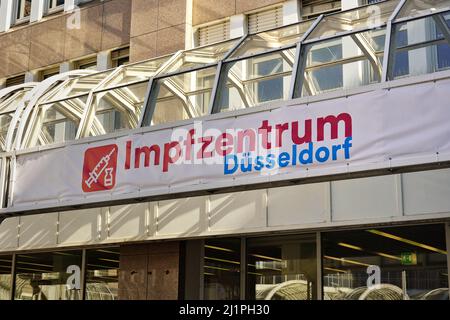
401 252 417 265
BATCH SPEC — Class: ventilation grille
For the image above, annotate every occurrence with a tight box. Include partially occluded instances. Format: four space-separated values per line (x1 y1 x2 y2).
248 6 284 34
197 20 230 47
302 0 341 19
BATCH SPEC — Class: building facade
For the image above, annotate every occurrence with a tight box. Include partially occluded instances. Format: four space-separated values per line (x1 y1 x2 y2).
0 0 449 301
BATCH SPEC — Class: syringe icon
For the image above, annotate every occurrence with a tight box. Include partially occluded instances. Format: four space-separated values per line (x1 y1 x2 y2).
85 148 116 189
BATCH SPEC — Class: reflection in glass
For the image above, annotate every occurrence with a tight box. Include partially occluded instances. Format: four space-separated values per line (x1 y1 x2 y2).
33 95 88 146
146 67 216 126
306 0 398 40
162 40 238 74
0 113 13 151
215 48 296 112
0 88 30 150
230 20 313 59
100 55 172 89
204 239 241 300
85 248 119 300
0 255 12 300
397 0 450 20
391 13 450 79
323 224 448 300
91 82 148 135
14 251 82 300
41 71 113 104
246 235 317 300
297 29 385 97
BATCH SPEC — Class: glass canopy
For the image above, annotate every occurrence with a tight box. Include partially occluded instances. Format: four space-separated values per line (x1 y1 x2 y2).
1 0 450 152
305 0 399 41
396 0 450 20
230 20 314 59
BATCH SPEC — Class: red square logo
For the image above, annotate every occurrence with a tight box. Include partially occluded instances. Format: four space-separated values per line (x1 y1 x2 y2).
82 144 118 193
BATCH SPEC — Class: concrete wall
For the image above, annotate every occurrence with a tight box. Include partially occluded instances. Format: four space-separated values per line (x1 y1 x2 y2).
192 0 286 26
0 0 132 79
129 0 289 63
1 169 450 253
0 0 291 76
130 0 188 63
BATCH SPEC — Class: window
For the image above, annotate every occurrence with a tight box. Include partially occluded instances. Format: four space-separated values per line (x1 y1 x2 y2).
323 224 448 300
254 56 284 103
248 6 283 34
38 66 60 81
0 112 13 151
5 75 25 87
390 12 450 79
214 48 296 112
15 0 32 22
14 250 83 300
212 20 312 113
74 56 97 70
302 0 341 20
204 238 241 300
85 248 119 300
91 81 148 135
0 255 12 300
148 67 215 126
293 1 396 98
307 40 344 94
111 47 130 68
41 107 79 144
47 0 64 12
246 234 318 300
197 20 230 47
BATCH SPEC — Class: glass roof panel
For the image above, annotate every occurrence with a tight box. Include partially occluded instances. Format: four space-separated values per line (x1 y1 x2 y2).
0 89 30 114
0 113 13 151
145 66 216 126
89 82 148 136
214 47 297 113
162 39 238 73
397 0 450 20
229 20 314 59
41 70 114 103
97 55 173 90
306 0 399 41
30 95 89 147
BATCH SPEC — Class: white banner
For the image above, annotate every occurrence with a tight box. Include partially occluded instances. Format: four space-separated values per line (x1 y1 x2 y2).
10 79 450 209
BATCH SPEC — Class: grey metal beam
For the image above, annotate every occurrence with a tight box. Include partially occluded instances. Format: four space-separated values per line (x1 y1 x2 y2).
446 223 450 299
316 232 323 300
351 33 382 81
382 0 407 82
240 237 246 300
289 15 323 99
81 248 87 300
9 253 16 300
208 61 223 115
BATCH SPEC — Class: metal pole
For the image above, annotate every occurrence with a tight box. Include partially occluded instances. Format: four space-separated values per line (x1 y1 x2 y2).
446 222 450 299
401 270 408 300
80 249 87 300
382 0 407 82
289 15 323 99
240 237 247 300
9 253 16 300
316 232 323 300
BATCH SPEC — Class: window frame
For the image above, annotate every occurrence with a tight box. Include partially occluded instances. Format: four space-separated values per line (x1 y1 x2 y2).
46 0 65 15
13 0 32 25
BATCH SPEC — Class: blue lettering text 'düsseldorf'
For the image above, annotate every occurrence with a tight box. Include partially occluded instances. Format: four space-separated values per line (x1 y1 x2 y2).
224 137 353 175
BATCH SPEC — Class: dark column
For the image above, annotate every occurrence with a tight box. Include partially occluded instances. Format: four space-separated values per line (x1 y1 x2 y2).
183 240 204 300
